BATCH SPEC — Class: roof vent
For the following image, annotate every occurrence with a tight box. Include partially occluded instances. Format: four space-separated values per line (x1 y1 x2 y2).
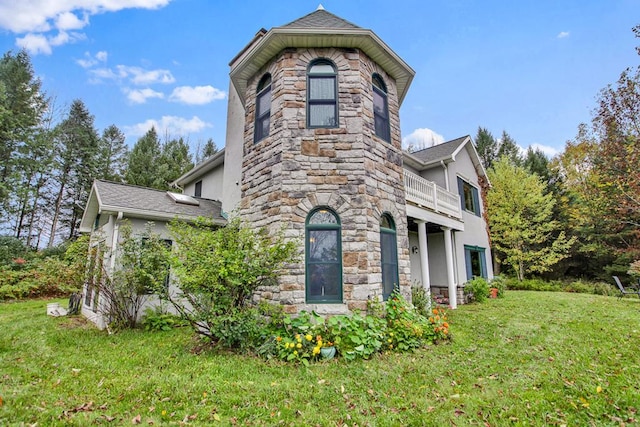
166 192 200 206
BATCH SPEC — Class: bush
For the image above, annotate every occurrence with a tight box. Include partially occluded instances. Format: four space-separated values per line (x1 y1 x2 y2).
165 217 298 348
142 307 185 332
265 293 451 364
465 277 490 303
411 285 430 317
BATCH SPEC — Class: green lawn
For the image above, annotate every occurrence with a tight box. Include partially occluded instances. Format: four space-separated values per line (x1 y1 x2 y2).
1 291 639 426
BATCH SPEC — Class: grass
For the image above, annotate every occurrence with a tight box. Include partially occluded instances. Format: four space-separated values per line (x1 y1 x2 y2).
1 292 639 426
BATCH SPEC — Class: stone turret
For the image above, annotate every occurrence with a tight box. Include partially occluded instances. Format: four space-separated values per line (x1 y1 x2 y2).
226 8 415 313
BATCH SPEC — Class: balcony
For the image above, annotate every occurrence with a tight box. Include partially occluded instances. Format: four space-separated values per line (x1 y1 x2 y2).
403 170 462 219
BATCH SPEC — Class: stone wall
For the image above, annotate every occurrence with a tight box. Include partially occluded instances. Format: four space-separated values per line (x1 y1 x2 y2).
240 47 411 314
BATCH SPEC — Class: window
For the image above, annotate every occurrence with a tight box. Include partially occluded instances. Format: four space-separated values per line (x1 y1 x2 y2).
380 213 399 300
306 207 342 303
307 60 338 128
457 177 481 216
372 74 390 142
194 180 202 198
464 245 487 280
254 74 272 142
140 238 172 294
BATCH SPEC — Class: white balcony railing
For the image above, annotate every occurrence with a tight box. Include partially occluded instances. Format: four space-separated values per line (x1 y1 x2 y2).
403 170 462 219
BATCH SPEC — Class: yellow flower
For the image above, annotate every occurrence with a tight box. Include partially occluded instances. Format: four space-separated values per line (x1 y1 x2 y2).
296 343 302 349
293 350 298 355
305 334 312 341
312 347 321 355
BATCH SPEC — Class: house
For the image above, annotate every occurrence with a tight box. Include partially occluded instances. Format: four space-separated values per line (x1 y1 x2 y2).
78 179 226 328
80 6 493 327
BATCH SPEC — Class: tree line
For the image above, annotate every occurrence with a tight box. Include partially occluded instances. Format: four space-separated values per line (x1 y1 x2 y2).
0 50 218 247
478 25 640 282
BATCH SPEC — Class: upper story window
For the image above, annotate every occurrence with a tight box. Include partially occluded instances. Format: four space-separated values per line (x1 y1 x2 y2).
306 207 342 303
372 74 390 142
194 180 202 197
457 177 481 216
307 59 338 128
254 73 272 142
380 213 399 300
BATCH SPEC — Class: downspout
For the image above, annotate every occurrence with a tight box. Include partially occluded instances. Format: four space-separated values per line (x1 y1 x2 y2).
109 212 123 273
440 160 450 192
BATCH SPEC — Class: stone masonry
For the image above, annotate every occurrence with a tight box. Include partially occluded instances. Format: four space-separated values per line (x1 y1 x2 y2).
239 47 411 314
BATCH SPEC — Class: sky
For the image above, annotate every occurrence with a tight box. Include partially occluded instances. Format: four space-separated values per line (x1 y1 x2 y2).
0 0 638 159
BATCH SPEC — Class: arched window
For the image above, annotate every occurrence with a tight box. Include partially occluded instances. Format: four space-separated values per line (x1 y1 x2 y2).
372 74 390 142
307 59 338 128
254 73 271 142
380 213 399 300
306 207 342 303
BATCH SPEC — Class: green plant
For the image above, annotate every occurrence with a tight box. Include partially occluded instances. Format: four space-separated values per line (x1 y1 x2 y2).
142 307 183 331
489 275 507 298
465 276 490 303
411 284 430 317
165 216 298 347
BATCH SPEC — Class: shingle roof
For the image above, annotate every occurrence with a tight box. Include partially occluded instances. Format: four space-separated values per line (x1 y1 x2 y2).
410 136 469 164
93 180 224 221
280 8 361 30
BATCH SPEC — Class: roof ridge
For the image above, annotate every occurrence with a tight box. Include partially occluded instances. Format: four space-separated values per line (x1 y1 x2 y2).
95 179 180 194
279 8 361 30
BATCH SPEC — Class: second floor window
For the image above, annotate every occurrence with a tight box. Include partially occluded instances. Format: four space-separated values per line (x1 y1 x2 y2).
254 74 271 142
307 59 338 128
372 74 390 142
457 177 481 216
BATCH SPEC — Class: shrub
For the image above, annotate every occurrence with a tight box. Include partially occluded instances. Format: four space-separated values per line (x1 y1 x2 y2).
411 284 431 317
465 277 490 303
165 217 298 348
142 307 184 332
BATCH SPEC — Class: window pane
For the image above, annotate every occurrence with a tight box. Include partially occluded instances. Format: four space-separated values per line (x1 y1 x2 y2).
373 90 386 116
257 88 271 116
382 263 398 297
256 116 269 140
470 251 481 277
309 229 338 262
375 115 389 139
310 77 335 100
309 104 336 127
308 263 340 297
310 63 335 74
309 209 338 225
380 214 393 229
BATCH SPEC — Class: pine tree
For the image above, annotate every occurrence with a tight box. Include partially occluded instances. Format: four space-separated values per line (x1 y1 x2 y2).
474 127 498 170
126 127 162 188
98 125 128 182
497 130 522 165
49 99 100 244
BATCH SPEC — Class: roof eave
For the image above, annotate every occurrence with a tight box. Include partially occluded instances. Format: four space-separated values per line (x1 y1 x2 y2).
99 205 227 226
172 148 226 187
230 27 415 106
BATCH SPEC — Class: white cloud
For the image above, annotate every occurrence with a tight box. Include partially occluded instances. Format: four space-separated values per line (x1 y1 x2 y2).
16 33 52 55
55 11 88 31
402 128 445 151
169 85 226 105
557 31 570 39
76 50 108 68
125 88 165 104
16 30 86 55
0 0 171 53
530 143 559 158
88 65 175 85
125 116 212 137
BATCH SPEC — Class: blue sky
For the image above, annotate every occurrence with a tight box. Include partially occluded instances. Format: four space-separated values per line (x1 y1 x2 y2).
0 0 638 157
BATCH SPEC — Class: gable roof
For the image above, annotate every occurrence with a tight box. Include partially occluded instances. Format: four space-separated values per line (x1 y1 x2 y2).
410 136 469 164
79 180 226 232
403 135 489 180
229 7 414 107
